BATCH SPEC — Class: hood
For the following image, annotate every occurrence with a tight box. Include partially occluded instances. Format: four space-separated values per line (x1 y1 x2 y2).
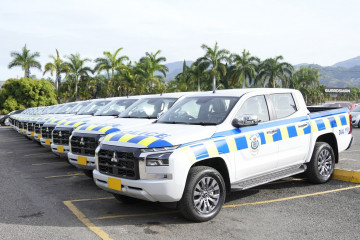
102 123 217 148
56 116 115 129
74 118 155 135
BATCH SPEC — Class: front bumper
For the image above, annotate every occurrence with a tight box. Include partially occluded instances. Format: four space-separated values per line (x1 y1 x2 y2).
51 143 70 157
40 137 52 148
93 170 182 202
68 152 96 170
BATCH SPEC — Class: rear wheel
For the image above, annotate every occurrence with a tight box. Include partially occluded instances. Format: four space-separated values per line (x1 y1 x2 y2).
306 142 335 183
178 166 226 222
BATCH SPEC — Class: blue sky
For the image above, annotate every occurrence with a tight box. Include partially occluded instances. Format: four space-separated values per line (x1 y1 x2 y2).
1 0 359 80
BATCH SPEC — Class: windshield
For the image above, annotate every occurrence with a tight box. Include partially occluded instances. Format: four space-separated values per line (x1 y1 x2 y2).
351 106 360 112
66 102 91 114
158 96 239 125
119 98 177 119
55 103 77 114
94 99 138 116
77 100 111 115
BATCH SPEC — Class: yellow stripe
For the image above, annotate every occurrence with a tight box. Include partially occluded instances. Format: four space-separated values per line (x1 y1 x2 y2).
264 132 273 144
280 127 289 140
225 136 237 152
104 134 114 141
137 136 158 147
323 118 331 129
295 125 304 136
98 126 112 133
310 120 318 132
345 114 350 125
204 141 219 157
64 121 73 126
85 125 98 131
180 146 196 162
333 169 360 183
73 122 84 127
334 116 342 127
118 134 136 142
63 201 114 240
58 120 66 124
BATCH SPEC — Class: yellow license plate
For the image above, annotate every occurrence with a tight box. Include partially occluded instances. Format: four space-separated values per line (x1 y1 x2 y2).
31 132 34 137
38 135 41 139
45 139 51 145
108 177 121 191
20 129 23 133
78 156 87 165
57 146 64 153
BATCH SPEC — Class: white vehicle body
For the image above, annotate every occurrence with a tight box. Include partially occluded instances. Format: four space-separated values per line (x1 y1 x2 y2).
350 106 360 127
93 88 353 221
68 92 197 172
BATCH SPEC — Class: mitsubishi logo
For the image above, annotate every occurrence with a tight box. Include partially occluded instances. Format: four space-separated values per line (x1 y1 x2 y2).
58 131 62 137
80 137 85 145
46 127 49 132
110 152 118 163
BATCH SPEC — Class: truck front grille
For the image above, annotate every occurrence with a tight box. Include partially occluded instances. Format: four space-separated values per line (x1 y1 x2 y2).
52 129 71 145
23 122 28 130
28 123 34 132
41 126 54 139
98 149 139 180
35 124 42 134
71 136 97 156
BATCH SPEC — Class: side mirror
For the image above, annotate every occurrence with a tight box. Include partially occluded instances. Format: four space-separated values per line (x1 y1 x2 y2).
232 114 260 128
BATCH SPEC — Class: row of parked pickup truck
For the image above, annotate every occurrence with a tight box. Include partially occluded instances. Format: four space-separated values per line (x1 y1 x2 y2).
9 88 353 222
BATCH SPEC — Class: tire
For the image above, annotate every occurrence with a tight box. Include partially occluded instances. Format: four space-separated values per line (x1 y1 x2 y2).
113 193 142 204
358 121 360 128
178 166 226 222
306 142 335 184
83 170 93 178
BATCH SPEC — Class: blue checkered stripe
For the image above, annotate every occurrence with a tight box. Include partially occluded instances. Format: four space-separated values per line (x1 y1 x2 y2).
179 114 349 162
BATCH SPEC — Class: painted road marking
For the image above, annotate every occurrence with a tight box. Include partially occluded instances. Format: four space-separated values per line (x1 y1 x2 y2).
24 152 51 157
32 161 66 166
45 173 85 179
63 200 114 240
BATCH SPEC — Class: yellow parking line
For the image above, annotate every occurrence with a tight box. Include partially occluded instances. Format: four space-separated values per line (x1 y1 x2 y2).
70 197 115 202
92 211 178 220
63 201 114 240
32 161 65 166
45 173 84 179
223 185 360 208
24 152 50 157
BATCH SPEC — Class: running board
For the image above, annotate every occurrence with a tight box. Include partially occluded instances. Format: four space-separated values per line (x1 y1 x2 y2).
231 164 307 190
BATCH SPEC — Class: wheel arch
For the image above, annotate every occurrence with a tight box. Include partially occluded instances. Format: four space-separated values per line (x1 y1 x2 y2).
315 133 339 163
192 157 231 193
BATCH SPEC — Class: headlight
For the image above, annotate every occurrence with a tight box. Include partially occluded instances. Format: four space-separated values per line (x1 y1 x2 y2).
146 152 172 166
141 145 179 153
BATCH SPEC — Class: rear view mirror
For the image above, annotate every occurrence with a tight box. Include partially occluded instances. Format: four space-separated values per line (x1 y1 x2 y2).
232 114 260 128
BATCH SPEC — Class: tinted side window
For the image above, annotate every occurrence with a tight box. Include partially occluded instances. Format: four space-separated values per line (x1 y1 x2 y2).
236 95 270 123
269 93 297 119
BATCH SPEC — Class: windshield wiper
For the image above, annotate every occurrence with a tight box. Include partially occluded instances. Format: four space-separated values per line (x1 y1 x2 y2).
187 122 217 126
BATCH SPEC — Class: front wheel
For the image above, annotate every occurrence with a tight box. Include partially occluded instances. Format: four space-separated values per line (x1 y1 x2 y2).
178 166 226 222
306 142 335 183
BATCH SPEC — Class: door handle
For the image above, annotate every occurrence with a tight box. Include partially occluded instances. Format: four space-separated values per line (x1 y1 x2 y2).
266 129 277 135
297 123 309 128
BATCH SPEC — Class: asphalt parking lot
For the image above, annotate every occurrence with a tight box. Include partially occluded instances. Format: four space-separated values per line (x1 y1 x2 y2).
0 127 359 240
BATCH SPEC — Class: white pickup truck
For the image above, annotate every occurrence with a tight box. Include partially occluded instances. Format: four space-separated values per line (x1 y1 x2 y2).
93 88 353 222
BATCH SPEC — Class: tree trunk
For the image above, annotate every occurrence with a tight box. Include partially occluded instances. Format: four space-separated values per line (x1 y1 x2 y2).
75 75 78 100
212 74 216 92
198 78 200 92
241 72 246 88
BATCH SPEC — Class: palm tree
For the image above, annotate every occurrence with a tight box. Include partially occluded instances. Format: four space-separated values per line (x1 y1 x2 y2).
94 48 129 82
136 50 169 93
64 53 92 100
43 49 68 91
293 66 321 104
231 50 259 88
8 44 41 78
195 42 230 92
257 56 293 88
